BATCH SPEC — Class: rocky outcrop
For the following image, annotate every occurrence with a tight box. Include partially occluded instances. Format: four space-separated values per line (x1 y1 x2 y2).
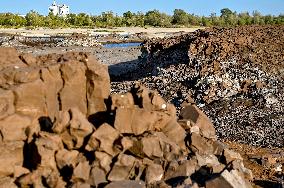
0 48 254 187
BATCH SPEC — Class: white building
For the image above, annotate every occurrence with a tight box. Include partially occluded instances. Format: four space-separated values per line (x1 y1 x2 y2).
49 1 69 17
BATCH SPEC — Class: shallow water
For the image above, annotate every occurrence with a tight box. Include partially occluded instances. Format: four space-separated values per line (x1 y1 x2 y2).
103 42 141 48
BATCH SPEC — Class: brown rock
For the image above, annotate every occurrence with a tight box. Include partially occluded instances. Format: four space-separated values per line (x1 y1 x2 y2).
55 149 79 169
0 89 15 120
85 123 120 156
105 180 146 188
85 56 110 115
71 182 91 188
141 136 163 159
223 149 243 164
41 64 63 121
180 105 216 139
35 132 64 170
165 159 197 180
0 177 17 188
69 108 94 149
89 166 107 187
0 48 25 70
205 170 252 188
59 61 87 114
20 53 37 66
114 107 157 135
0 114 31 142
94 151 113 173
52 110 70 134
0 141 24 177
13 79 46 117
108 154 137 181
111 92 135 110
190 133 214 155
72 161 91 182
145 163 164 184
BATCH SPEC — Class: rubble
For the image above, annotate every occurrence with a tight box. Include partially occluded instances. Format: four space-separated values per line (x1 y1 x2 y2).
0 48 256 187
111 25 284 148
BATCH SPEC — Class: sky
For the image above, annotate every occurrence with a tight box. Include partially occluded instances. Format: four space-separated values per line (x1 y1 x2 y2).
0 0 283 16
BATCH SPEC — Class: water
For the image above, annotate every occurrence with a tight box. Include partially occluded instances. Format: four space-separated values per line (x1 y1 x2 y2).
103 42 141 48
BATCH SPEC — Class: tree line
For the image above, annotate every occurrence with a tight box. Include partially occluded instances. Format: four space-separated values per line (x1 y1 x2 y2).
0 8 283 28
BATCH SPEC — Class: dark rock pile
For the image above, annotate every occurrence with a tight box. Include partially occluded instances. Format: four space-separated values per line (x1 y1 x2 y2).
0 48 254 187
111 25 284 148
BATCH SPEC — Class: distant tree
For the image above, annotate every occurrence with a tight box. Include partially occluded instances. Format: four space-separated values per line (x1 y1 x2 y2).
145 10 171 27
25 10 44 27
172 9 189 25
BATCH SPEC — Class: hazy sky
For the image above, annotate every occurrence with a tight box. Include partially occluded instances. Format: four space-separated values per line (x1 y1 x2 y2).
0 0 283 16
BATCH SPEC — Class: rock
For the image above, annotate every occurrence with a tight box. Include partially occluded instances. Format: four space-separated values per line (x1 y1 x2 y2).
114 107 157 135
0 89 14 120
0 141 24 177
180 105 216 139
94 151 113 173
35 132 64 170
0 47 25 70
52 110 70 133
85 56 110 115
141 135 163 159
190 133 214 155
205 170 252 188
165 159 197 180
85 123 120 156
55 149 79 169
71 182 91 188
105 180 146 188
108 154 137 181
0 177 17 188
223 149 243 164
69 108 94 149
111 92 135 110
72 161 91 182
146 163 164 184
0 114 31 142
89 166 107 187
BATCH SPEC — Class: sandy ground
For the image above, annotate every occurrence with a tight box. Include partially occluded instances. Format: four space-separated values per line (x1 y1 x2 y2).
0 27 203 38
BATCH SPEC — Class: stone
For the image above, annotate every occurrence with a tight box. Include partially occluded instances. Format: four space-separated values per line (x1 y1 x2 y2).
165 159 197 180
111 92 135 110
180 105 216 139
35 132 64 170
0 114 31 142
71 182 91 188
72 161 91 182
13 79 46 117
0 89 14 120
205 170 252 188
85 56 110 115
13 166 29 178
0 177 17 188
145 163 164 184
0 48 25 70
85 123 120 156
69 108 94 149
89 166 107 187
105 180 146 188
223 149 243 164
190 133 214 155
141 136 163 159
55 149 79 169
52 110 70 134
108 154 137 181
94 151 113 173
59 61 87 114
114 107 157 135
0 141 24 177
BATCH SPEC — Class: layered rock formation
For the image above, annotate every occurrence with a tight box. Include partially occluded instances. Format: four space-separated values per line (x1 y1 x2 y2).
0 48 253 187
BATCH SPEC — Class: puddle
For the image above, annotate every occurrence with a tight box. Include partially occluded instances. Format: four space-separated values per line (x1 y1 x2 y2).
103 42 141 48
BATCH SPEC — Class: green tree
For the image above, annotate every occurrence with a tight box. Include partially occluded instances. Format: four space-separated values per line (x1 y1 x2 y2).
172 9 189 25
25 10 44 27
145 10 171 27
